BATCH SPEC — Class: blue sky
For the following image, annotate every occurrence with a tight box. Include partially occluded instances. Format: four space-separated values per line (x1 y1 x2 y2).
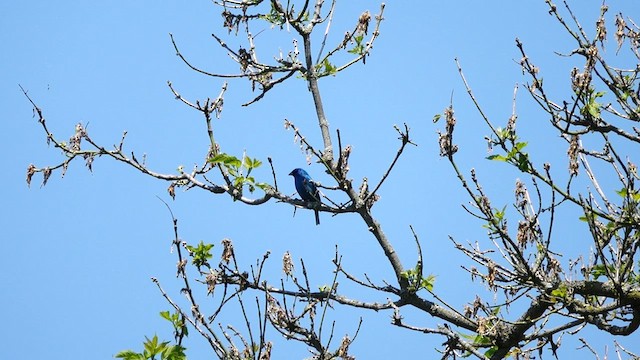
3 1 640 359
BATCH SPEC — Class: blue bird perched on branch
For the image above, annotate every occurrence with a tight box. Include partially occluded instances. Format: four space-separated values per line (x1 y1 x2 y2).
289 168 321 225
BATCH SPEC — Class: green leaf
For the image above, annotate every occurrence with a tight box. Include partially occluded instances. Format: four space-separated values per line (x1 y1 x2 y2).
144 335 159 355
616 187 628 198
260 4 286 26
401 268 435 292
484 347 498 358
579 212 596 222
160 311 189 339
318 58 337 76
233 176 245 188
458 332 477 341
209 153 242 168
400 270 410 280
494 205 507 222
347 34 365 55
119 334 186 360
516 153 530 172
590 265 608 280
160 311 171 321
582 97 602 118
421 274 436 291
495 127 510 141
243 157 262 170
243 156 252 170
256 182 270 191
550 286 567 298
209 153 267 193
472 334 493 345
486 154 507 161
616 187 640 202
115 350 144 360
432 114 442 123
515 141 528 151
208 153 229 164
161 345 187 360
226 158 242 168
186 241 214 268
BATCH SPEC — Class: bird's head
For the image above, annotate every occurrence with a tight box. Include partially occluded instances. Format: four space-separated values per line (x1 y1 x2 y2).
289 168 308 178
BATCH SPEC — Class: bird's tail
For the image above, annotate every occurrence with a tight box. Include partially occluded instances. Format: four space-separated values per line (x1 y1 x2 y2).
314 209 320 226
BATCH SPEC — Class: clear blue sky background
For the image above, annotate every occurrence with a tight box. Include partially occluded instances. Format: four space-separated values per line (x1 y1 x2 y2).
2 1 639 359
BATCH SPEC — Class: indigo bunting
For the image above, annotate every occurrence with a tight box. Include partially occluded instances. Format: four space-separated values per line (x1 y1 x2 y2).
289 168 321 225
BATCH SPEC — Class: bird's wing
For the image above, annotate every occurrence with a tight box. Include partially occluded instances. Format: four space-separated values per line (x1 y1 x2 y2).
303 178 321 202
